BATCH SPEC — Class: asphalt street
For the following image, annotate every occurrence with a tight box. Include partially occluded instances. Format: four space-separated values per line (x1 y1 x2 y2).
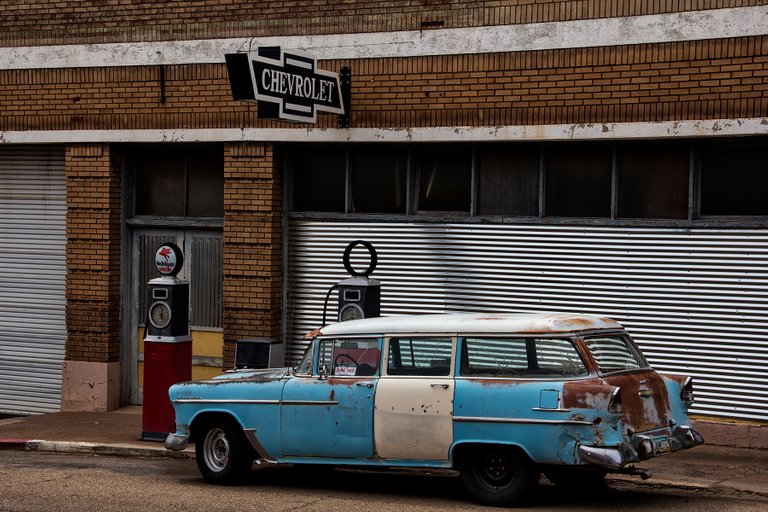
1 450 767 512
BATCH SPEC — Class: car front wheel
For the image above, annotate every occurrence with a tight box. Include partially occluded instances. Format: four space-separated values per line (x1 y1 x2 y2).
459 445 538 507
195 417 255 485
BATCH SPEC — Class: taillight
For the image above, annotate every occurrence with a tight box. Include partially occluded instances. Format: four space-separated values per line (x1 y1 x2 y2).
681 377 694 407
608 387 623 415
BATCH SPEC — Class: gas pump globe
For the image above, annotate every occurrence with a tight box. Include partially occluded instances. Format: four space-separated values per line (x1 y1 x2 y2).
337 240 381 322
141 242 192 441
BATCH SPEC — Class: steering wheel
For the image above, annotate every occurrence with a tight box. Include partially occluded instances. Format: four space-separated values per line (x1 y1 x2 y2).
334 353 359 367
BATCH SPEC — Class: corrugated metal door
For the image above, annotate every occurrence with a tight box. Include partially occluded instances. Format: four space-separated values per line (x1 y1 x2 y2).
0 146 66 414
287 221 768 422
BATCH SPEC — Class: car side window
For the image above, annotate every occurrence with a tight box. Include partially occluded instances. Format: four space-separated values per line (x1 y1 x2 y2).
387 337 453 376
583 334 648 373
317 337 381 377
461 337 587 377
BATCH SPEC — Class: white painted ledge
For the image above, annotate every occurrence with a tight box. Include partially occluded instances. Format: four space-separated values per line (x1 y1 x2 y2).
0 6 766 70
2 118 766 144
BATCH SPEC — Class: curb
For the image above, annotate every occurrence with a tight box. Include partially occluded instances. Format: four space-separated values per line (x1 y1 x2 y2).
0 438 29 449
607 474 768 498
23 440 195 459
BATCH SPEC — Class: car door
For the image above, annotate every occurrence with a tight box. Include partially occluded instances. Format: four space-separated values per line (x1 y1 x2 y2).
280 337 381 458
373 336 455 460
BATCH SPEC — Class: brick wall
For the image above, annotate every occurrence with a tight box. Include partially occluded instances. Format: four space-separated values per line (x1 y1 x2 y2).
65 143 122 363
1 1 766 46
1 36 766 132
222 142 282 367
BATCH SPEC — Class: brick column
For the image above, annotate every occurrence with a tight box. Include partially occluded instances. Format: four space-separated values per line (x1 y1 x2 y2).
61 143 122 411
222 142 283 368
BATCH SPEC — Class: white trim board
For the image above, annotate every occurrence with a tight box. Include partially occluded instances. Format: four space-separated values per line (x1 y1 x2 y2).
1 118 766 144
0 6 766 70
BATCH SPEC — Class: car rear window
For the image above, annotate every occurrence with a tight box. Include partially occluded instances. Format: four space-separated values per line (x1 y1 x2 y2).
460 337 587 378
583 334 648 373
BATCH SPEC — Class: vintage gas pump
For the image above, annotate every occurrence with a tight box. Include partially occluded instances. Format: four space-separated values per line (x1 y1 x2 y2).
140 242 192 441
337 240 381 322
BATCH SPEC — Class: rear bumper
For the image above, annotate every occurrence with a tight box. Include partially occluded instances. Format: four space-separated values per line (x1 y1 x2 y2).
579 425 704 470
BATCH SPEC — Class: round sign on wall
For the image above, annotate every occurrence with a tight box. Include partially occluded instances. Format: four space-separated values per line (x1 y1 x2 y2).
155 242 184 276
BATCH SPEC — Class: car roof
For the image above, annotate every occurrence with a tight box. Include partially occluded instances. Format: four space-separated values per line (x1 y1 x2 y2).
318 312 624 337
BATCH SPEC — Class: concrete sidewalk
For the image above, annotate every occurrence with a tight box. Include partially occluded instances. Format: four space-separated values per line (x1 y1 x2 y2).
1 407 767 497
0 406 192 459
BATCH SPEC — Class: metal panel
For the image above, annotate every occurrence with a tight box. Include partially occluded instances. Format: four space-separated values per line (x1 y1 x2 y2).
135 231 222 329
287 221 768 422
0 146 66 415
190 234 223 328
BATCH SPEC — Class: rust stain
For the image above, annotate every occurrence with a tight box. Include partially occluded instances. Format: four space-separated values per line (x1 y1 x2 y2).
601 371 672 433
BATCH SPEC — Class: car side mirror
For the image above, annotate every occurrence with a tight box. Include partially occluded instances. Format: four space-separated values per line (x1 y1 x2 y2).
318 364 329 380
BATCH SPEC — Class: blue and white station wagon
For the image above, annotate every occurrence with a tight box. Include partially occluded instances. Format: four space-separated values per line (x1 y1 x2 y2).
165 313 703 506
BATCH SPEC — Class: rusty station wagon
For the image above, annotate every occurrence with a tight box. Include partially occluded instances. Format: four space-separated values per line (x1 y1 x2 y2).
165 313 703 506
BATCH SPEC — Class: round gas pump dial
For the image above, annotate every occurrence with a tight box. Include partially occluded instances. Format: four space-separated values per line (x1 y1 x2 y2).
149 301 172 329
339 303 364 322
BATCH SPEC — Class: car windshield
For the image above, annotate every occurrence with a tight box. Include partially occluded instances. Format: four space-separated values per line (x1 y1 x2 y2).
583 334 648 373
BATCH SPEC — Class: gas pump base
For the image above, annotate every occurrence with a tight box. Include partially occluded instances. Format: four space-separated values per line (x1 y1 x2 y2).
140 335 192 442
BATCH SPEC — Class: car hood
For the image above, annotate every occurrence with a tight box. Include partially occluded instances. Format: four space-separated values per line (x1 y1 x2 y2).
204 367 290 383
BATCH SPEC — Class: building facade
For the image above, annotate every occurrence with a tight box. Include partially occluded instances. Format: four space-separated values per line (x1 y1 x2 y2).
0 1 766 422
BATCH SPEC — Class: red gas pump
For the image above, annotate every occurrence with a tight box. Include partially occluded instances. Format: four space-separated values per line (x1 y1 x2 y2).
140 242 192 441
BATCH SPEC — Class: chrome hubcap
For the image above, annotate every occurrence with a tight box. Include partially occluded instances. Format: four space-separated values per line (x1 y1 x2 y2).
203 427 230 472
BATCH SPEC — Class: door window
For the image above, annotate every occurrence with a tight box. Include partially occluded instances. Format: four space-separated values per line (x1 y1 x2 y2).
318 338 381 377
386 337 453 376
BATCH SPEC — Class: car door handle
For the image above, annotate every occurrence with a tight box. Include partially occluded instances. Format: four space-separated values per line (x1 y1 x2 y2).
431 384 450 389
356 382 373 388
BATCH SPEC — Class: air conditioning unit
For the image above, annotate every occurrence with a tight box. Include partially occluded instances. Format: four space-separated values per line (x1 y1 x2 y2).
234 338 284 369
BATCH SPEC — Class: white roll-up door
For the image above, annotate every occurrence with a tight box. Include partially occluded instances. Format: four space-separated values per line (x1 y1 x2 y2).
287 221 768 423
0 146 67 414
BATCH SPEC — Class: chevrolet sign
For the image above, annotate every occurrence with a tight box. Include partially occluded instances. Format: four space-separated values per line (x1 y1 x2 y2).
225 47 345 123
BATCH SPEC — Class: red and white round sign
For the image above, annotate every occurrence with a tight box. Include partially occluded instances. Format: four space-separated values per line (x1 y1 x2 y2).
155 242 184 276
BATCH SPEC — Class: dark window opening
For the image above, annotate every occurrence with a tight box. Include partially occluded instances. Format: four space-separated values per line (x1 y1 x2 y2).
701 143 768 216
416 149 472 212
545 145 612 217
477 147 540 216
292 145 346 212
617 144 689 219
134 145 223 218
285 137 768 224
350 146 407 214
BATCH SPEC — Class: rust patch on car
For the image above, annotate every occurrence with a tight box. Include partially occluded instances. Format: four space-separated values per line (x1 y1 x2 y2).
602 371 672 433
561 381 613 409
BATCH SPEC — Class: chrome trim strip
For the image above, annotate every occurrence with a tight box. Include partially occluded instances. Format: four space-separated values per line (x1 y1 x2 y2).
172 399 280 404
531 408 572 412
243 429 277 463
280 400 339 406
454 416 592 426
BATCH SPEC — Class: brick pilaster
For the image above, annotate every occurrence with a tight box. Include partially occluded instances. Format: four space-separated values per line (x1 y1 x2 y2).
222 142 283 367
65 143 122 363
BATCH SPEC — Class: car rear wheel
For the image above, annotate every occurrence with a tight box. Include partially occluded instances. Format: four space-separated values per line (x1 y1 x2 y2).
459 445 538 507
195 417 255 485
